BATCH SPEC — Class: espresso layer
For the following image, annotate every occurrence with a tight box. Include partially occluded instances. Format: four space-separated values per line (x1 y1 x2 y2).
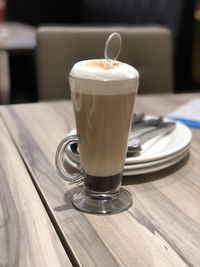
84 173 122 193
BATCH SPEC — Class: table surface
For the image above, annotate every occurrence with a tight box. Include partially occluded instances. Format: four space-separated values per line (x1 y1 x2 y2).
1 93 200 267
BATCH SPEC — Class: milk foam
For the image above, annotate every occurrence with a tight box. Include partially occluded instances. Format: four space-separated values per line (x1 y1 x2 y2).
69 59 139 95
70 59 139 81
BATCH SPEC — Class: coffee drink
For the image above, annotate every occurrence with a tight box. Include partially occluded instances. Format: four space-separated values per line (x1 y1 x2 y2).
69 59 139 193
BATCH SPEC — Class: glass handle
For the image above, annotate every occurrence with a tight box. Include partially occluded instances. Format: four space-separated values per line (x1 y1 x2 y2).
55 134 83 182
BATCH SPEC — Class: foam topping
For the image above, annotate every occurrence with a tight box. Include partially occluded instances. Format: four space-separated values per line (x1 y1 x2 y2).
70 59 139 81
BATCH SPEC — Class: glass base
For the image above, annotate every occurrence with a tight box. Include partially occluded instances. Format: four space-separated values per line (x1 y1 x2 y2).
72 187 133 214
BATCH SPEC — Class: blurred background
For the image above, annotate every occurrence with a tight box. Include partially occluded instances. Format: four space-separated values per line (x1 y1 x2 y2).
0 0 199 103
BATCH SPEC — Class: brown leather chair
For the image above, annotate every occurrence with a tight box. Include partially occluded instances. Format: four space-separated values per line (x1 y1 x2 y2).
36 26 173 100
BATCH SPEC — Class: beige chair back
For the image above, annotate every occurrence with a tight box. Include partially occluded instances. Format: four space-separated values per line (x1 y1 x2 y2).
36 26 173 100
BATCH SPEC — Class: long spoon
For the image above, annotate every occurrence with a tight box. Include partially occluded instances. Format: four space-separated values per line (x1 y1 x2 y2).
104 32 122 65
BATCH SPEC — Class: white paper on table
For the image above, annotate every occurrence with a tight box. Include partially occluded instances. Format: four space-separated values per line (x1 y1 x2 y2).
168 99 200 128
170 99 200 121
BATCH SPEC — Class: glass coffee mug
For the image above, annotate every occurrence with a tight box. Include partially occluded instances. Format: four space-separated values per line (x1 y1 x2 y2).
55 60 139 214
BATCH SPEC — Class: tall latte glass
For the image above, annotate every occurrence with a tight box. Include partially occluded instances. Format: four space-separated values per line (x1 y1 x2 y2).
55 59 139 214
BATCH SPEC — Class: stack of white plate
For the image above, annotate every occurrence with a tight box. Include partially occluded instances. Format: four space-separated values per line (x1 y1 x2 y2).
65 121 192 176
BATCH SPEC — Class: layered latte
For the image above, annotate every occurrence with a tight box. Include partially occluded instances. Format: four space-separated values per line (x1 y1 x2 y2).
69 59 139 192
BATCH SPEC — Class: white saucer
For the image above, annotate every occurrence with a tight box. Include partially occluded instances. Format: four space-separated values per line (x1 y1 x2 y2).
123 149 189 176
126 121 192 164
124 145 190 170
